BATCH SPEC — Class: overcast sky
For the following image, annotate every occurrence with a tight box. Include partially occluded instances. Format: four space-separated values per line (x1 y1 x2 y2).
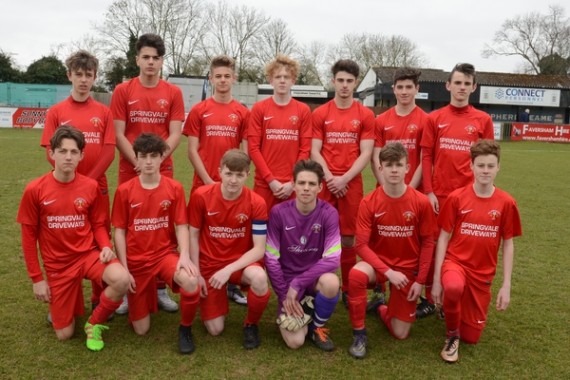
0 0 559 73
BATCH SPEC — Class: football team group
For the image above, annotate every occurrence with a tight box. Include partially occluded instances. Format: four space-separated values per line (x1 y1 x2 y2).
17 33 522 363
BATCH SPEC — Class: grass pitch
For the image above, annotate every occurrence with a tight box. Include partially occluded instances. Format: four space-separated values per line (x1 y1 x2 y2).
0 128 569 379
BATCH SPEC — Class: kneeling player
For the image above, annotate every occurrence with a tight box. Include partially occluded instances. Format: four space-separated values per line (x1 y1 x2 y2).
265 160 341 351
348 142 437 358
17 125 129 351
432 140 522 363
188 149 270 349
112 133 200 354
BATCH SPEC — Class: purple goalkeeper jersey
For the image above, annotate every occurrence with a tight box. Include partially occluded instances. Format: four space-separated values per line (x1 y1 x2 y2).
265 199 341 304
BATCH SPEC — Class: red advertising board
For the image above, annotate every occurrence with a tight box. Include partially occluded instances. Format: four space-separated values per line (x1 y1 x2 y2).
12 107 47 128
511 123 570 143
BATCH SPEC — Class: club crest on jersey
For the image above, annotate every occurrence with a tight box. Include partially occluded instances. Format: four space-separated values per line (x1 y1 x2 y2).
403 211 415 222
289 115 299 125
74 197 87 211
311 223 322 233
350 119 361 129
90 117 102 129
407 123 418 134
157 99 169 109
488 210 501 221
465 125 477 134
300 235 307 245
236 213 248 223
228 113 239 123
160 200 171 211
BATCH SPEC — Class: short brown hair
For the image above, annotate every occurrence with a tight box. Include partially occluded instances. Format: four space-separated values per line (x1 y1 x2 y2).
448 63 476 84
220 149 250 172
65 50 99 73
133 133 168 156
210 55 235 72
331 59 359 78
379 142 408 164
50 125 85 151
266 54 299 81
293 160 325 184
393 67 421 86
470 139 500 162
136 33 165 56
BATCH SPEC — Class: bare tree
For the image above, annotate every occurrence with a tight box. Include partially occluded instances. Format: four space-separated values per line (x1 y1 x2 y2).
234 19 298 83
95 0 147 55
52 34 109 66
327 33 426 75
160 0 207 75
95 0 207 76
482 5 570 74
252 19 297 67
296 41 328 86
200 0 270 80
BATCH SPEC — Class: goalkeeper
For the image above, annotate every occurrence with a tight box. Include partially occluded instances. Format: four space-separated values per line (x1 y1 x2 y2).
265 160 341 351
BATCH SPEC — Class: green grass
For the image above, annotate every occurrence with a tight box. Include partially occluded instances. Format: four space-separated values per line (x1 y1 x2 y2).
1 128 569 379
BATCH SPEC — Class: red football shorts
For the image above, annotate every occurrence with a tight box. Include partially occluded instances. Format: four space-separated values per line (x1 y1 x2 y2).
442 260 492 334
199 263 261 321
127 252 181 322
48 250 117 330
319 175 363 235
253 183 294 212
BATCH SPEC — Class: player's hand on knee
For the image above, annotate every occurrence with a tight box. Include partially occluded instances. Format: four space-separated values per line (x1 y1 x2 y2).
209 268 230 289
277 307 312 332
385 269 408 289
407 282 423 301
284 287 303 317
176 254 198 277
278 295 314 331
33 280 51 303
99 247 115 263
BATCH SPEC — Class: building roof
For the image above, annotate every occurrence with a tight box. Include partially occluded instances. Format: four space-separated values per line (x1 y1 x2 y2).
372 67 570 89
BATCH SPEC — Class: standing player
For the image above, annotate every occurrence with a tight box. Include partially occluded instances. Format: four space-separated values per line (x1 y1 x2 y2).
17 125 129 351
182 55 250 305
418 63 494 317
112 133 200 354
369 67 428 311
188 149 270 349
347 143 437 358
40 50 116 315
183 55 249 194
111 33 185 313
265 160 341 351
248 55 312 210
372 67 426 189
432 140 522 363
311 59 375 303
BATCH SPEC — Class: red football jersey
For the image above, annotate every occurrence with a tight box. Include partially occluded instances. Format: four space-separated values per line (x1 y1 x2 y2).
248 97 311 186
375 106 427 185
41 96 115 188
356 186 437 283
188 183 267 275
110 78 185 181
17 173 107 275
112 176 188 269
438 185 522 281
421 104 494 196
312 100 375 175
182 98 249 189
